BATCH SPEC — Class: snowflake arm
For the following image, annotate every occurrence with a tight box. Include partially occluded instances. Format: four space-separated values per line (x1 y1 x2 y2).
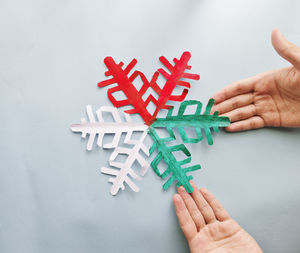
148 127 200 193
98 57 154 124
97 52 200 125
70 105 148 150
71 105 150 195
150 51 200 120
101 130 150 195
150 99 230 145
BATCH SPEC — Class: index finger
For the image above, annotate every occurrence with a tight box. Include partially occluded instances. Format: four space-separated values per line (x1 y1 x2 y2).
213 77 255 104
173 194 197 241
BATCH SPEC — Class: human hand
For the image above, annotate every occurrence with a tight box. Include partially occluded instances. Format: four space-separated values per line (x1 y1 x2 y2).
173 182 263 253
212 29 300 131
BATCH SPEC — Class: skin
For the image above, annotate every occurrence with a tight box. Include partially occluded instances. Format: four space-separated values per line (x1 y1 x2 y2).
212 29 300 131
173 29 300 252
173 182 263 253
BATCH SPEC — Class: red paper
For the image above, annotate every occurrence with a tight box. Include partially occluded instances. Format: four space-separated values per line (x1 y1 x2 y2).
98 52 200 125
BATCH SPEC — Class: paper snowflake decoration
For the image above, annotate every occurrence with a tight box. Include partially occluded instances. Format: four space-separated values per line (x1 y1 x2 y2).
71 52 230 195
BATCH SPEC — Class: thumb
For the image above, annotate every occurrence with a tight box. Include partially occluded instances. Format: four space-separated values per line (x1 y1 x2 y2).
271 29 300 69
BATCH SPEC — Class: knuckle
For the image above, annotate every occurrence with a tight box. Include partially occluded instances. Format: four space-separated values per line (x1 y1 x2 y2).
236 84 243 93
200 203 210 212
210 198 218 207
241 123 247 131
191 212 202 223
251 105 257 115
231 100 239 108
250 120 257 128
223 89 228 99
237 111 244 119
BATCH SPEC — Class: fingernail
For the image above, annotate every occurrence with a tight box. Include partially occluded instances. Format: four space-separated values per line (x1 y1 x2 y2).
173 193 181 200
177 186 185 193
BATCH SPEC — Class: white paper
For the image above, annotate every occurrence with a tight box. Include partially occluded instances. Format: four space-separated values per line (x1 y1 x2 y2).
101 130 149 195
71 105 150 195
71 105 148 150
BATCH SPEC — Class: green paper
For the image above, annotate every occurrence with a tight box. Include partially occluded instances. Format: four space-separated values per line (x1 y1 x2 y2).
149 99 230 193
151 99 230 145
148 127 200 193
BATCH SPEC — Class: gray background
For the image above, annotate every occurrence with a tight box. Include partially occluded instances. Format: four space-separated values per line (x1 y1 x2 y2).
1 0 300 252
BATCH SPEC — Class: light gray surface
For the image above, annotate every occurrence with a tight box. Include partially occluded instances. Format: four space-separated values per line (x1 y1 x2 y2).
1 0 300 252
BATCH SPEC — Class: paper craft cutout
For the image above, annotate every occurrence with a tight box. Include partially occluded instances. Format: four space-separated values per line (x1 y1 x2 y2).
148 99 230 192
71 105 149 195
151 99 230 145
101 129 149 195
98 51 200 125
148 126 200 193
71 52 230 195
71 105 148 150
